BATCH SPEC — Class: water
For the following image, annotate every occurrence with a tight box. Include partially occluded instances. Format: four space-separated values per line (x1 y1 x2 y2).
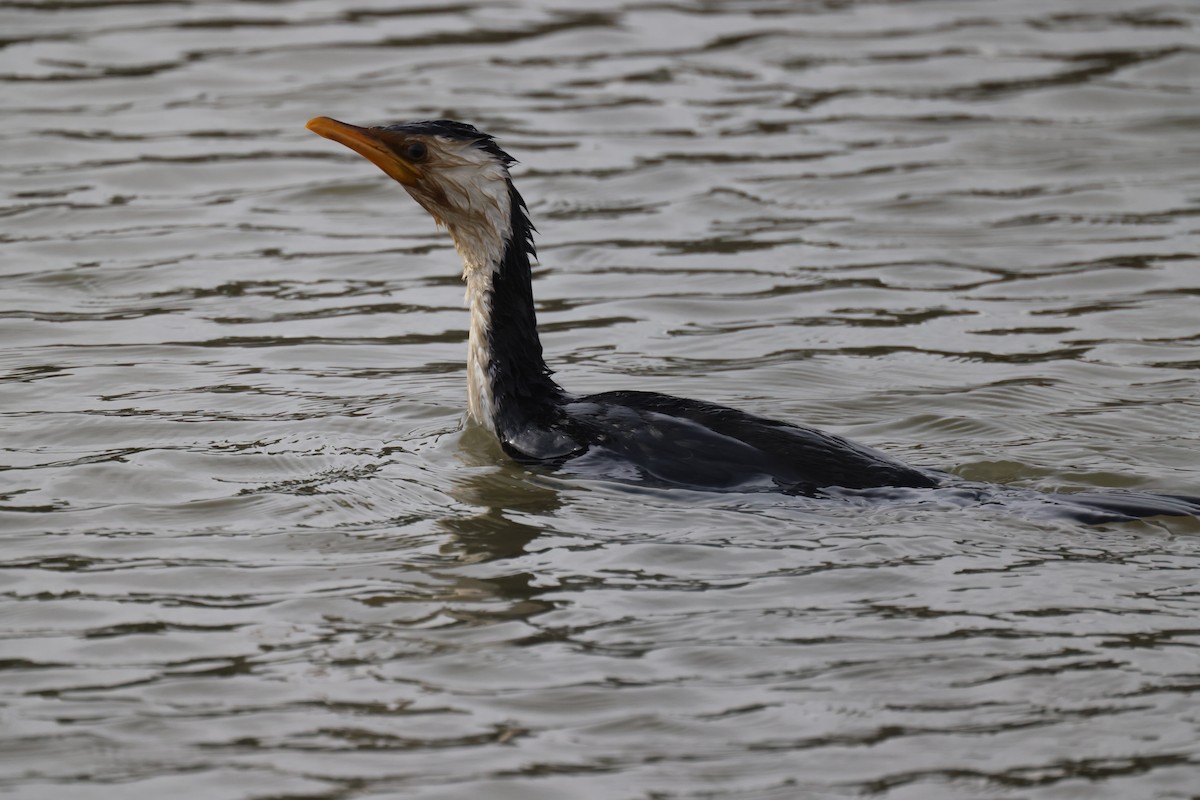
3 1 1200 797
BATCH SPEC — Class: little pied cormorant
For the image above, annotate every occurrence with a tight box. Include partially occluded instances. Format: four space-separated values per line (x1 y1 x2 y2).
306 116 1199 523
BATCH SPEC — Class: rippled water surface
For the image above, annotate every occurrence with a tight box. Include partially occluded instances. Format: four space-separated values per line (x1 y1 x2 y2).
4 1 1200 797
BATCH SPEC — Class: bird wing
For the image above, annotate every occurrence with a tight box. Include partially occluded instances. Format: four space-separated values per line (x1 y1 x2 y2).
561 390 940 494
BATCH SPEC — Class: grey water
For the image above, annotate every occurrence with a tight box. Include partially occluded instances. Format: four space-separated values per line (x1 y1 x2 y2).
3 1 1200 798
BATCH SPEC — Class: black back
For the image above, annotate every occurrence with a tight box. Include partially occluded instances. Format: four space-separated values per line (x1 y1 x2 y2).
553 390 941 494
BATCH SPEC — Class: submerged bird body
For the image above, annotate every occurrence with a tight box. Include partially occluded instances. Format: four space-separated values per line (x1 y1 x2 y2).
306 116 1196 522
510 390 939 494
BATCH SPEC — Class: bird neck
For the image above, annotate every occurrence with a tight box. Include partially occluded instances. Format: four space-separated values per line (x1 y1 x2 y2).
453 182 562 435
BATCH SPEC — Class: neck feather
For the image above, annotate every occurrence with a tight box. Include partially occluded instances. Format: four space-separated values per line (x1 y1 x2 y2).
455 181 562 434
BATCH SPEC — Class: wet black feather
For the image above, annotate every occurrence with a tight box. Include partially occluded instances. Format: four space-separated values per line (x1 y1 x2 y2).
485 183 563 439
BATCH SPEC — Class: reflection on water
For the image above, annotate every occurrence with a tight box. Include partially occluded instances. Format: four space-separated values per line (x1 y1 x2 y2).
2 0 1200 797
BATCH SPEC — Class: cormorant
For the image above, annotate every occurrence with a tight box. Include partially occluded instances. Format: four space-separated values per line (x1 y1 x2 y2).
305 116 1198 523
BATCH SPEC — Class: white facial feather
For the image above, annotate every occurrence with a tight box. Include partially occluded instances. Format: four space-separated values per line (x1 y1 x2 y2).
403 138 514 432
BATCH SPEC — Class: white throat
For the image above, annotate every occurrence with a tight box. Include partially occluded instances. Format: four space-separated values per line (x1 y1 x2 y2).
464 261 499 432
442 168 512 433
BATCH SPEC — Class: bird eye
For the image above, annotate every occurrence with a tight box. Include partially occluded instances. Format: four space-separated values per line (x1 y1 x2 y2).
406 142 427 161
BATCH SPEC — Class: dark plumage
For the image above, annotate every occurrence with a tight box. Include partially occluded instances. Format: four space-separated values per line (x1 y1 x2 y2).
379 119 519 167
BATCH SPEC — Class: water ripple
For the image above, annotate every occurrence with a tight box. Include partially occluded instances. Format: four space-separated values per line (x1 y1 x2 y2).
2 0 1200 798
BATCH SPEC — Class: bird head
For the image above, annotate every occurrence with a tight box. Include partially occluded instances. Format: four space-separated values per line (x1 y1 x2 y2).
306 116 520 272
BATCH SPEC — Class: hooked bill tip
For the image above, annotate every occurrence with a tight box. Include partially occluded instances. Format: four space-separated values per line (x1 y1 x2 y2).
306 116 347 136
